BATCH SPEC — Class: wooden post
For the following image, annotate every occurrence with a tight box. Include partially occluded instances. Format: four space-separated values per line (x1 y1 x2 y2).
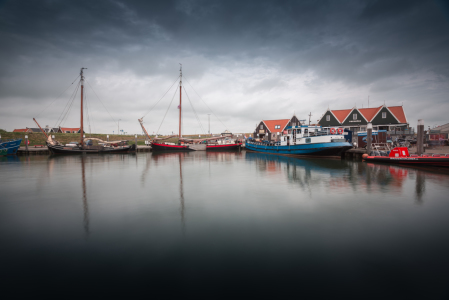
135 134 138 152
417 119 424 155
25 135 28 153
367 123 372 154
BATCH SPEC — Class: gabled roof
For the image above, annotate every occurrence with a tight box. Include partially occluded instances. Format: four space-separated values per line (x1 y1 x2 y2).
358 106 383 122
387 106 407 124
331 109 352 123
262 119 290 133
13 128 30 132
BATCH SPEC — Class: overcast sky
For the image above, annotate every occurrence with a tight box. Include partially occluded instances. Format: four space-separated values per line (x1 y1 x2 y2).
1 0 448 135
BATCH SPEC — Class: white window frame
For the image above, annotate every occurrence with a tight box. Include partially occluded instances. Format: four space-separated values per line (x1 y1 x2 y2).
326 115 330 121
353 114 357 120
382 112 386 118
260 124 263 129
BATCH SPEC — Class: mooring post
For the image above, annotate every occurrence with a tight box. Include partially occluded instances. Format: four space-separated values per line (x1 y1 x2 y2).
25 135 28 153
417 119 424 155
367 123 372 154
135 134 138 152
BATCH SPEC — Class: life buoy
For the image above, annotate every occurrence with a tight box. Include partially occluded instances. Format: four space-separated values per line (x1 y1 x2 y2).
330 128 336 134
337 128 344 134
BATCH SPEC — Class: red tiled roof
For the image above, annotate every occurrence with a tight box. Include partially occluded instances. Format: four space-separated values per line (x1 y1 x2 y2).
13 128 29 132
263 119 290 133
60 127 80 132
388 106 407 123
359 106 383 122
331 109 352 123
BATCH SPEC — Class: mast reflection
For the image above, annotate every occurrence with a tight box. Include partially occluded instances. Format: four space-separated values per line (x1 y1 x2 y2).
179 153 185 235
81 156 89 236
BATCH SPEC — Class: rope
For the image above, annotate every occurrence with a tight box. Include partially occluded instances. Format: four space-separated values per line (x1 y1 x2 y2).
183 87 206 134
156 86 179 136
36 75 80 118
56 81 81 128
142 75 180 119
184 76 230 132
85 79 117 126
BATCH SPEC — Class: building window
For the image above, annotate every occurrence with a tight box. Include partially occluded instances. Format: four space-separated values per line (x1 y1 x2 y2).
292 122 296 127
382 112 386 118
274 125 280 129
326 115 330 121
353 114 357 120
260 125 263 129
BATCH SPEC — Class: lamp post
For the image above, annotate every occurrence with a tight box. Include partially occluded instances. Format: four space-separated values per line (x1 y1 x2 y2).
208 114 210 135
25 135 28 152
118 119 121 135
135 134 138 152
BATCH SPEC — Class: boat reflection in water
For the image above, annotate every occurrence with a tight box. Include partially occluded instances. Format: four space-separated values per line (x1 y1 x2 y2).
245 152 448 202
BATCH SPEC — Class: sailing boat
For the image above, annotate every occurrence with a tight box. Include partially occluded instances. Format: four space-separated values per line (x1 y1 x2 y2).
138 65 242 152
35 68 136 154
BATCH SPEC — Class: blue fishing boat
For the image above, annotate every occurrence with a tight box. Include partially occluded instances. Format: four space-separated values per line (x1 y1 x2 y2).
0 138 22 156
245 125 352 157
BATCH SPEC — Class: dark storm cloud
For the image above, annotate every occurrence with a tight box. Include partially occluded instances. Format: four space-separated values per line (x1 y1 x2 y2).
1 0 448 131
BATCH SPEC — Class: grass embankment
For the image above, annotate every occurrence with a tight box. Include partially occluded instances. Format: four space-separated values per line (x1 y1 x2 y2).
0 130 245 146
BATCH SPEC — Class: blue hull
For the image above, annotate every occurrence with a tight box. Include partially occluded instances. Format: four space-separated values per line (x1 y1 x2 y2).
0 139 22 156
245 141 352 157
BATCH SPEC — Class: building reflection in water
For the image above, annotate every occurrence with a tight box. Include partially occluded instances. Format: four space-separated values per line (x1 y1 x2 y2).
245 152 449 203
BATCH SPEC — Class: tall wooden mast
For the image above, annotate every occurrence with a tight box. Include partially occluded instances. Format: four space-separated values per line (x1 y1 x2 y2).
179 64 182 138
80 67 87 147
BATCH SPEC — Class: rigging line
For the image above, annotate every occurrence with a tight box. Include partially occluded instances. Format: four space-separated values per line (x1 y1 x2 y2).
183 87 206 134
36 75 81 118
142 75 181 119
54 80 81 128
156 86 179 136
57 81 81 128
60 82 80 127
85 79 117 126
184 76 229 132
85 89 92 136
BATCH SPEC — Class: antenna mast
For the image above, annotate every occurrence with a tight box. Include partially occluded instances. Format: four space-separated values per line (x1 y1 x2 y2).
308 112 312 125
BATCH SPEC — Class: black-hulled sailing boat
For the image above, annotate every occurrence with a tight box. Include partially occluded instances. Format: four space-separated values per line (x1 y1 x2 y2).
138 65 241 152
36 68 135 154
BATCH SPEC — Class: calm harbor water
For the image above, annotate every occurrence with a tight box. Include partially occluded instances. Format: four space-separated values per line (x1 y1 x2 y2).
1 152 449 297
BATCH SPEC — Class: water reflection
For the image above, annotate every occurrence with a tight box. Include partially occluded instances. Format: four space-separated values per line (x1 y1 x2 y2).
81 156 89 235
148 152 188 234
245 152 449 202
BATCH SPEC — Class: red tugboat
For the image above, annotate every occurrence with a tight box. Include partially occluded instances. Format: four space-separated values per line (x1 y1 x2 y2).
363 147 449 167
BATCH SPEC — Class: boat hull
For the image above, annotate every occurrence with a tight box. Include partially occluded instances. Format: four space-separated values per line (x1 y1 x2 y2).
0 139 22 155
47 143 136 154
365 156 449 167
206 143 241 151
151 142 194 152
245 141 352 157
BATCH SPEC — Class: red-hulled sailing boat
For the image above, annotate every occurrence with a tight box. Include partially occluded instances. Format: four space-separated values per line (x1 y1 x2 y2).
138 65 241 152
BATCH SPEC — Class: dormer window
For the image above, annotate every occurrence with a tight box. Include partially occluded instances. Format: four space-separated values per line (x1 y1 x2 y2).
274 125 280 129
326 115 330 121
353 114 357 120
